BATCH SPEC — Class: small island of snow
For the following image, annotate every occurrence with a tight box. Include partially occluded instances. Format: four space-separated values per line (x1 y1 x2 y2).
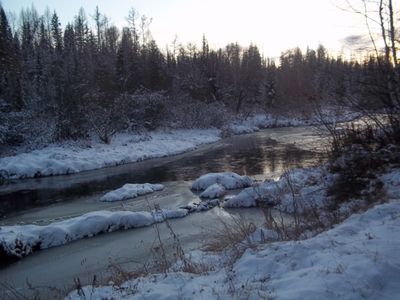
101 183 164 202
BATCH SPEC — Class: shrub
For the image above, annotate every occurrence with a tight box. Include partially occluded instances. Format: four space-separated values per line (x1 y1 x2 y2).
326 125 398 206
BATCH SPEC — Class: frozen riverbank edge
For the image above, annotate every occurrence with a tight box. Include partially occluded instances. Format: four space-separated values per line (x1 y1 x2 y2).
0 208 188 264
0 129 221 180
0 112 358 180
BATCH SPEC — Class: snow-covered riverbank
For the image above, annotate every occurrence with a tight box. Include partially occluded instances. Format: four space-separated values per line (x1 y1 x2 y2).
0 208 188 261
0 129 220 180
65 168 400 300
0 111 358 181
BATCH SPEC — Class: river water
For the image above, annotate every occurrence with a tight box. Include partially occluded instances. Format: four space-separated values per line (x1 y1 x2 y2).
0 125 328 297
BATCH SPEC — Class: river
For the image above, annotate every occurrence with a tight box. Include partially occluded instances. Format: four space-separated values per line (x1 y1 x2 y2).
0 125 328 298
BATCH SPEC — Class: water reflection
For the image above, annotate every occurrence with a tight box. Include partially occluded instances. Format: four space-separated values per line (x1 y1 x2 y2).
0 130 325 215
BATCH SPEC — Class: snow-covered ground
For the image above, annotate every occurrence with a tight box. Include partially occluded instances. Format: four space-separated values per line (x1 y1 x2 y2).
0 209 188 260
101 183 164 202
0 129 220 179
65 168 400 300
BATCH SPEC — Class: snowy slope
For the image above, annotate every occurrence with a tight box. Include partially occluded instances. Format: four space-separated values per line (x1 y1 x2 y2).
65 201 400 300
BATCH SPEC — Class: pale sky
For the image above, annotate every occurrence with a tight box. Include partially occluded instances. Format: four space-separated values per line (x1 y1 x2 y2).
2 0 372 57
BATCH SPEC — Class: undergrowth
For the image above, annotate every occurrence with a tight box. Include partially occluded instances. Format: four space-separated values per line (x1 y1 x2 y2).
326 122 399 207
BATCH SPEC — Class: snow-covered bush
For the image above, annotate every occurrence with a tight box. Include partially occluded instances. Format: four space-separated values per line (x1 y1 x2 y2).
328 143 396 206
168 95 229 129
0 100 57 150
0 100 24 146
127 89 169 130
83 93 131 144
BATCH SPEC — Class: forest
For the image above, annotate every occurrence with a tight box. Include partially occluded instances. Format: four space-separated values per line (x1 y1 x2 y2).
0 5 396 147
1 1 400 299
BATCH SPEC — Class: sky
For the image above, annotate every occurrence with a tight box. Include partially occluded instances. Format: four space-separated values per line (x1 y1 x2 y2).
1 0 372 57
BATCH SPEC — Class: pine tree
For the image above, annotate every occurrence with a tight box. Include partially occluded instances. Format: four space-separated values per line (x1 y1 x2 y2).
0 5 22 109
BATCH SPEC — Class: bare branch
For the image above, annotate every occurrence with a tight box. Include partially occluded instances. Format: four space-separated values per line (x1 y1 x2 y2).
362 0 381 62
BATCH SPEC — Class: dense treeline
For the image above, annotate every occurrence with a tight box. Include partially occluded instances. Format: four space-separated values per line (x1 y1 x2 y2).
0 5 396 146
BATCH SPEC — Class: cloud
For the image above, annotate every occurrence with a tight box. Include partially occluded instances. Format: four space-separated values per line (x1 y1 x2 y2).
341 33 383 52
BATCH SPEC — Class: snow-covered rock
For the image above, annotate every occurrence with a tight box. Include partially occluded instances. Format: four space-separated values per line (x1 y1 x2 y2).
223 179 278 208
199 183 226 199
224 167 332 212
180 199 220 213
0 209 188 260
101 183 164 202
191 172 253 191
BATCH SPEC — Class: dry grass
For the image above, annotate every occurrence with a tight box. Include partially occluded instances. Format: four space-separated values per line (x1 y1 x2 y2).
0 279 69 300
260 168 389 243
0 281 32 300
107 263 148 287
203 215 257 263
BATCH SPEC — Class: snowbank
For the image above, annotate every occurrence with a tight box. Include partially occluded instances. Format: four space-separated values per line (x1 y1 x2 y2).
0 129 220 179
199 183 226 199
0 209 188 260
66 201 400 300
101 183 164 202
225 111 360 136
191 172 253 191
224 167 332 212
225 114 303 135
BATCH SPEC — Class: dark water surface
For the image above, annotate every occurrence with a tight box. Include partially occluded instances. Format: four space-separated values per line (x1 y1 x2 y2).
0 126 325 217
